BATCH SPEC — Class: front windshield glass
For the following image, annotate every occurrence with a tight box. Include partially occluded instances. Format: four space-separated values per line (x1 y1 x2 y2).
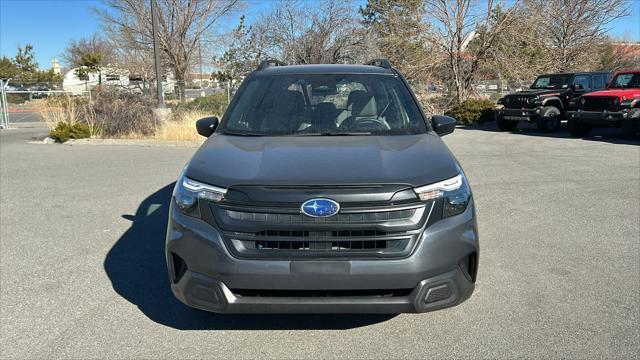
218 74 427 136
609 73 640 89
531 74 574 89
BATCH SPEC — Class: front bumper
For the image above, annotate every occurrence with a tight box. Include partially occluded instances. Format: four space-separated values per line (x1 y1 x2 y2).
166 198 479 314
497 107 540 121
567 110 629 125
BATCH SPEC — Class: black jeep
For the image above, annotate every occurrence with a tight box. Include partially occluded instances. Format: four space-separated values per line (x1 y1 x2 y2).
496 72 610 132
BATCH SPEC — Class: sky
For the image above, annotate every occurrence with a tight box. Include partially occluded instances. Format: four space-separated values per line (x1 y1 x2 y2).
1 0 639 70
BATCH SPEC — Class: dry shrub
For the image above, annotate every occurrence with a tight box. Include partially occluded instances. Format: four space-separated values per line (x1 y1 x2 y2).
175 93 227 117
40 96 100 141
40 96 89 130
153 110 208 141
445 99 496 125
39 90 207 141
92 89 157 137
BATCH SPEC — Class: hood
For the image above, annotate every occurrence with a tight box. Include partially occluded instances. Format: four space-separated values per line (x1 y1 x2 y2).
185 134 459 188
583 88 640 100
506 88 566 97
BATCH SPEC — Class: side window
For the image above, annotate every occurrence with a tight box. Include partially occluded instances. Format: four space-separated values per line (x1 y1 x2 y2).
225 79 262 129
593 75 605 89
573 75 591 90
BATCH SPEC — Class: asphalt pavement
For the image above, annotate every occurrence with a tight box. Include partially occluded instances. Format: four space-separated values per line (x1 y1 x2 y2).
0 125 638 358
6 111 43 125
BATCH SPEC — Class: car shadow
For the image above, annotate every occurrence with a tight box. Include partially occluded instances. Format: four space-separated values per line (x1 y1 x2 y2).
459 121 639 145
104 183 395 330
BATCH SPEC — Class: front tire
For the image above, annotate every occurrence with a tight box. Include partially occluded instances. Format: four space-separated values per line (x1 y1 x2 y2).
568 118 592 137
621 109 640 139
496 115 518 131
536 106 561 132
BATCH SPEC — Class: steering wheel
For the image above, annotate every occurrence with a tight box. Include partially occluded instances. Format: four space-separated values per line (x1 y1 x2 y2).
353 118 390 131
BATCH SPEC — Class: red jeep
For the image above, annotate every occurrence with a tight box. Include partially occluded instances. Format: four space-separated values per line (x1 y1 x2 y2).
567 70 640 138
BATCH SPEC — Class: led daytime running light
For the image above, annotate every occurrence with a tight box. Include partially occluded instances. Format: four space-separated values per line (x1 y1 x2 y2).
414 174 463 201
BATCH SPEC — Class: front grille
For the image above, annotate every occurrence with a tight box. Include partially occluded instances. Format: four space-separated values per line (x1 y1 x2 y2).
233 230 409 251
582 97 618 111
504 95 533 108
226 208 416 223
205 194 434 259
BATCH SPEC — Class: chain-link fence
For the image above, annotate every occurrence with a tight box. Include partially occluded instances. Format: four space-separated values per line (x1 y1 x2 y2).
0 79 90 128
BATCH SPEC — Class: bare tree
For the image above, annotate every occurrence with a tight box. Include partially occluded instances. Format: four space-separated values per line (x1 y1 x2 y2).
214 15 269 83
483 0 630 90
253 0 377 65
525 0 630 72
97 0 239 101
597 37 640 72
425 0 520 103
361 0 440 84
62 34 115 69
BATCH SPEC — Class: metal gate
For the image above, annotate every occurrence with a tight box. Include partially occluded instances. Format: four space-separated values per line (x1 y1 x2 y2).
0 79 90 129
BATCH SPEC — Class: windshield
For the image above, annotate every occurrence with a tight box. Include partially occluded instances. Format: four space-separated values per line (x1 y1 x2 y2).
218 74 427 136
531 74 574 89
609 73 640 89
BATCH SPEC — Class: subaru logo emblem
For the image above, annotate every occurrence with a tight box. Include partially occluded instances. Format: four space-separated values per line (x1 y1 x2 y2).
301 198 340 218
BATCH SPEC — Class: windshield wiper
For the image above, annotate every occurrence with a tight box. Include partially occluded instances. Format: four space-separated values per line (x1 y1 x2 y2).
221 131 265 137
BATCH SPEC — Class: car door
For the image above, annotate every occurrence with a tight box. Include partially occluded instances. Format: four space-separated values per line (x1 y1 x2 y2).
568 74 591 106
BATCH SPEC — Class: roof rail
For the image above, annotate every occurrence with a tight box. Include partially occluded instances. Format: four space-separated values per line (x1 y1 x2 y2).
365 59 392 69
256 59 287 71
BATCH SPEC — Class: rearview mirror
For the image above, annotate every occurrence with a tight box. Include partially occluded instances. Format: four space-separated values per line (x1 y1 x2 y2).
432 115 456 137
196 117 219 137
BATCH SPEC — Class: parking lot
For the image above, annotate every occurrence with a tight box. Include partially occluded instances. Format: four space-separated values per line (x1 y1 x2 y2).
0 126 638 358
4 110 44 126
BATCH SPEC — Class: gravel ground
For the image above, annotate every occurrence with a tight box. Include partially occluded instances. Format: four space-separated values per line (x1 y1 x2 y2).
1 125 638 359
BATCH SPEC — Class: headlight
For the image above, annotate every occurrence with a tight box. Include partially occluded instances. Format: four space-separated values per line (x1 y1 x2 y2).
414 172 471 218
173 169 226 216
527 96 537 104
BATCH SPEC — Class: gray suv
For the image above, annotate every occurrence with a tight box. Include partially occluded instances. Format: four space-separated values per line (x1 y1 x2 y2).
166 60 479 313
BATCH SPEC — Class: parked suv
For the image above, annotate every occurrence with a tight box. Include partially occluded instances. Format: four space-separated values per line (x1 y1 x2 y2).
566 70 640 138
496 71 610 132
166 59 479 314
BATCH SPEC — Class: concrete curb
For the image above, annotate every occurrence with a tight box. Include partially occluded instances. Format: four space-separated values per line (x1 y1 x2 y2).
27 137 203 148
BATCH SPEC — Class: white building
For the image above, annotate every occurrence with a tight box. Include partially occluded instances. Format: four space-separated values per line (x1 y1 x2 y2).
62 67 176 95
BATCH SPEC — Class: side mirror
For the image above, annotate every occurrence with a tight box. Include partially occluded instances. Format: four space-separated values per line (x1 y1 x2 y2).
432 115 456 137
196 116 219 137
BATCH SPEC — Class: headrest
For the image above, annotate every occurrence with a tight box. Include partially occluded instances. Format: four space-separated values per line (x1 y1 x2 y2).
271 90 304 116
347 90 367 109
348 91 377 117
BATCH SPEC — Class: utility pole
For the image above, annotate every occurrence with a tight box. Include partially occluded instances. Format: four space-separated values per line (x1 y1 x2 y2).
199 40 205 97
150 0 164 108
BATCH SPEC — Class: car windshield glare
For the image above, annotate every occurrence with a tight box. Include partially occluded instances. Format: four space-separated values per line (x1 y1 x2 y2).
218 74 428 136
609 73 640 89
531 74 574 89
